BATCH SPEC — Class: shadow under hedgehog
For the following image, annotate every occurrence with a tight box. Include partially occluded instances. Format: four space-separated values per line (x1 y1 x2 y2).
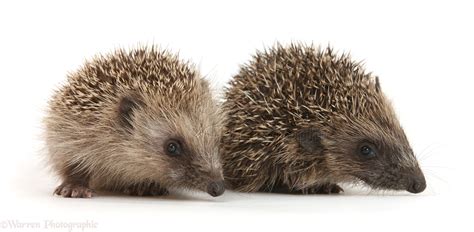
221 43 426 194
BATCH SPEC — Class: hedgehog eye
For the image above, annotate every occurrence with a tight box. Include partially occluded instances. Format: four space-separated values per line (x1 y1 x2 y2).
359 143 376 158
165 140 182 156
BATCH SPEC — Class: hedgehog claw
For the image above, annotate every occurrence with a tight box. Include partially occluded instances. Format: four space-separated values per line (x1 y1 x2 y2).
54 183 94 198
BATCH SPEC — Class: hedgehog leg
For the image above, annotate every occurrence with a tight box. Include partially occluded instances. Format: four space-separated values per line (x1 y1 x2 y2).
300 183 344 194
54 164 94 198
123 182 169 196
54 161 94 198
263 184 296 194
266 183 343 194
54 182 94 198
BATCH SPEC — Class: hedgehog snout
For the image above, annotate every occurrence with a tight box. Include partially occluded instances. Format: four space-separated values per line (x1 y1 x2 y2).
406 172 426 194
207 180 225 197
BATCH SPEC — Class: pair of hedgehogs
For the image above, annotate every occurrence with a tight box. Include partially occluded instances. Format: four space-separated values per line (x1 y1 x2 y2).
44 44 426 198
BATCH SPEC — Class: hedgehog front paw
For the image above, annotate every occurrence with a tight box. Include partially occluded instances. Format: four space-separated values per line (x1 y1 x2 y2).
124 182 169 196
302 183 343 194
54 183 95 198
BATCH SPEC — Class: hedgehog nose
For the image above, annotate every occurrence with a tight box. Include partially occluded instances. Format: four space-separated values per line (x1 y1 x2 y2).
207 181 225 197
406 176 426 194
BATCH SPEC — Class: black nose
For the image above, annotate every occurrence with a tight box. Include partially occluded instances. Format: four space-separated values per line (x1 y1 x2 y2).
406 177 426 194
207 181 225 197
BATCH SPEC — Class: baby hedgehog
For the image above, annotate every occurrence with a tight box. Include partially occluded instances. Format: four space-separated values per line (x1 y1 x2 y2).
222 44 426 194
44 47 225 198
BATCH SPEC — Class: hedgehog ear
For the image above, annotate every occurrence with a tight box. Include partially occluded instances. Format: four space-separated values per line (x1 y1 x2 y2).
375 76 381 93
200 79 210 89
118 94 143 130
296 128 325 154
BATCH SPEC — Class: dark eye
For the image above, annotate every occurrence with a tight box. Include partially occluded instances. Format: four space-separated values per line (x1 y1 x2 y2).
359 143 376 158
165 140 182 156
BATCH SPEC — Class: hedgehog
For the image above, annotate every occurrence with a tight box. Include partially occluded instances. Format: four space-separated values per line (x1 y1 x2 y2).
221 44 426 194
44 47 225 198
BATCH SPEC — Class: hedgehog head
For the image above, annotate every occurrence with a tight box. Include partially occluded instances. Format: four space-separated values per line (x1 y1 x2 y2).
117 78 225 197
293 49 426 193
297 104 426 193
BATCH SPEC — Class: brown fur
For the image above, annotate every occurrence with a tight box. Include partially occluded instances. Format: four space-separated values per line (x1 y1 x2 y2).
221 44 426 194
44 46 225 197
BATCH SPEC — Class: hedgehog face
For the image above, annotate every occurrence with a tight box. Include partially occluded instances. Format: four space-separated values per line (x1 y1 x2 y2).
118 92 225 197
156 112 225 197
349 139 426 194
302 117 426 194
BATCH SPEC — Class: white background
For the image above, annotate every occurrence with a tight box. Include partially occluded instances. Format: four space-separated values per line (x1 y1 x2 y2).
0 0 472 231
